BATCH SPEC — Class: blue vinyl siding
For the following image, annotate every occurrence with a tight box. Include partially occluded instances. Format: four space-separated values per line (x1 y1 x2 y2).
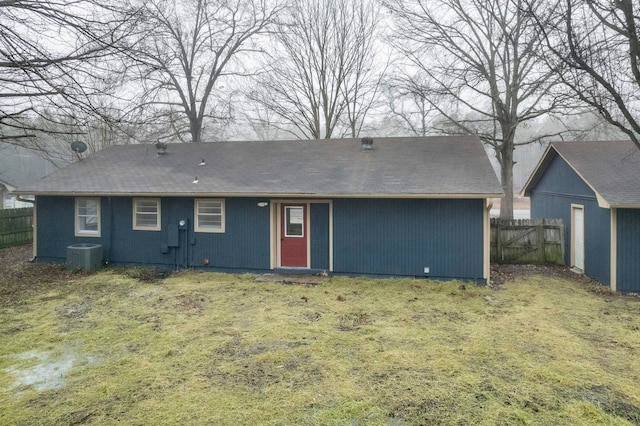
310 203 330 270
109 197 163 265
332 198 484 280
37 196 100 261
37 196 271 271
617 209 640 293
37 196 484 279
189 198 271 270
530 155 610 285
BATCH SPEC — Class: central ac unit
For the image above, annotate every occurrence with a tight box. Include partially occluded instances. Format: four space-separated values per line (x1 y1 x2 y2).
67 243 103 271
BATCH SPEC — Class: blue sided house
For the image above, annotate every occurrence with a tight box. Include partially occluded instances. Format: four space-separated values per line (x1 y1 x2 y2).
523 140 640 293
15 136 503 282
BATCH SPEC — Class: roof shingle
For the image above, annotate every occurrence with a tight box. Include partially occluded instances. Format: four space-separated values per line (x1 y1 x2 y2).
16 136 503 198
524 140 640 207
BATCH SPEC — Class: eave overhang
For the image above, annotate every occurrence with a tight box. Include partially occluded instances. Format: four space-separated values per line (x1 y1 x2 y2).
15 191 504 199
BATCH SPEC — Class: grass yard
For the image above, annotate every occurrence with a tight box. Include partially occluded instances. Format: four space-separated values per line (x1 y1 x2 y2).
1 252 640 424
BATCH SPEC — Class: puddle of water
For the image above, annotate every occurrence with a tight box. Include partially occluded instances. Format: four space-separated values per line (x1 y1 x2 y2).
5 347 99 392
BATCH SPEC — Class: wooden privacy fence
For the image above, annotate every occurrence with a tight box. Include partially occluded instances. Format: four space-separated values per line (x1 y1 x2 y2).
491 218 564 264
0 207 33 249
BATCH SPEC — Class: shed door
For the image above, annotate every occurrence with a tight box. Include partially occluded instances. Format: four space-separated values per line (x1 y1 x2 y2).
280 204 308 267
572 205 585 270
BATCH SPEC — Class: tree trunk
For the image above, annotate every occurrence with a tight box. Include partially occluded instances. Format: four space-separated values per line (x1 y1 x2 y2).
190 117 202 143
499 143 514 219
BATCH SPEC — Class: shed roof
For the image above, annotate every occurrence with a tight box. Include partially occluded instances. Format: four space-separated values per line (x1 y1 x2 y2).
15 136 503 198
522 140 640 208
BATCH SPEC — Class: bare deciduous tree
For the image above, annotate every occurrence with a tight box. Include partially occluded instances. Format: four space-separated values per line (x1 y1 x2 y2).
120 0 284 143
381 77 444 137
248 0 384 140
528 0 640 147
384 0 566 218
0 1 134 144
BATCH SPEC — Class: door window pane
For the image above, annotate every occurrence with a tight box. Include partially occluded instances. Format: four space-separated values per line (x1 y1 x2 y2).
285 206 304 237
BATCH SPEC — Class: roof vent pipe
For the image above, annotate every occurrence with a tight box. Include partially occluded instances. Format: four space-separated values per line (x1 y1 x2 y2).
156 141 167 155
361 137 373 151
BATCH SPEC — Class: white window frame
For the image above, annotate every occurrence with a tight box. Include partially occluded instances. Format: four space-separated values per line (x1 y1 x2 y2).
284 205 305 238
133 198 161 231
75 197 101 237
194 199 225 233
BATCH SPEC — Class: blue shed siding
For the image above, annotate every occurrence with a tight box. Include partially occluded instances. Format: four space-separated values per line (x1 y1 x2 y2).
332 198 484 279
530 155 610 285
617 209 640 293
310 203 330 270
583 206 611 285
530 154 594 196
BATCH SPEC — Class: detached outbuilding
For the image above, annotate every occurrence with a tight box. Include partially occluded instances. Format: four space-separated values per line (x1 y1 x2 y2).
523 140 640 293
15 136 502 282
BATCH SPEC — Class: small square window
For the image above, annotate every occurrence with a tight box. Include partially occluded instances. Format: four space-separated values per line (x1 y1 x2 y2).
195 199 225 233
133 198 161 231
75 198 101 237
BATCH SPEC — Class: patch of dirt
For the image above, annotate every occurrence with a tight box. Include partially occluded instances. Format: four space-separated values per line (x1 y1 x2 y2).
174 292 208 311
0 244 619 303
337 311 372 331
204 353 323 391
123 267 168 283
0 244 80 305
491 263 594 285
0 243 33 267
490 263 619 296
255 273 330 286
56 299 92 319
575 385 640 424
388 398 442 423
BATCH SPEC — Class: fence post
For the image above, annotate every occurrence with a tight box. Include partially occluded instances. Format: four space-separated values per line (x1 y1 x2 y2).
538 221 545 263
495 220 502 262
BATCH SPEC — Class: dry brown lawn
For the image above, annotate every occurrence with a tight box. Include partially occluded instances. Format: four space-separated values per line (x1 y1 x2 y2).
0 245 639 425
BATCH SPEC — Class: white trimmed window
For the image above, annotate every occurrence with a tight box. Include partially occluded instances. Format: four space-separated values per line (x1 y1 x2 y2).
195 199 225 233
133 198 161 231
75 197 101 237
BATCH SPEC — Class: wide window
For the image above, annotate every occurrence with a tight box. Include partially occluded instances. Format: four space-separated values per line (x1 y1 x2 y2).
195 199 225 233
133 198 161 231
75 198 100 237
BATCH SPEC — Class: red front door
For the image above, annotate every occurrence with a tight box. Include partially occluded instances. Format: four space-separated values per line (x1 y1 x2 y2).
280 204 308 267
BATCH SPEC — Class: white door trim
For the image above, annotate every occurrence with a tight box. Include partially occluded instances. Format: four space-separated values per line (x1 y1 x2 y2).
571 204 585 271
269 199 333 271
275 202 310 269
610 208 617 292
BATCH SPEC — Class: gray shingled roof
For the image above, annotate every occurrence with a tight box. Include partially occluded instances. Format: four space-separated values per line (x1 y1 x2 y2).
523 140 640 207
15 136 503 198
0 143 55 188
